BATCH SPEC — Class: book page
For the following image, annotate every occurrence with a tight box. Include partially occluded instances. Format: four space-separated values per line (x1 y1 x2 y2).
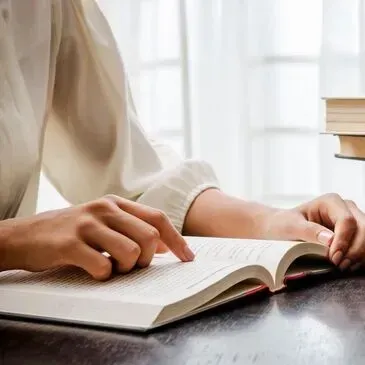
0 257 273 329
0 259 247 306
184 236 302 280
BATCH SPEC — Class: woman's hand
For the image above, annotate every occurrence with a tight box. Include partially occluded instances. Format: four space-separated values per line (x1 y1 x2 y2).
263 193 365 271
0 195 194 280
182 189 365 272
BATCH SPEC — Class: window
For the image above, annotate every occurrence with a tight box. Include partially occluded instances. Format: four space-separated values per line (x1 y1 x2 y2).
99 0 189 158
245 0 323 208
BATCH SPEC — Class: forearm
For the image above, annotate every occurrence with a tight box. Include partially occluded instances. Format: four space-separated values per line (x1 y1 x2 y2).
182 189 278 239
0 219 19 272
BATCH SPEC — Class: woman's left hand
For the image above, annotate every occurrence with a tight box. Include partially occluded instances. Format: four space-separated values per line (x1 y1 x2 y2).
263 193 365 272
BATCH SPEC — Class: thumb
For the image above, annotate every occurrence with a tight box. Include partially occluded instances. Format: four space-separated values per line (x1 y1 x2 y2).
293 221 334 246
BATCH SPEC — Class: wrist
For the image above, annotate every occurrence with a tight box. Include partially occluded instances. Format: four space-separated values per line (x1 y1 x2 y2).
183 189 278 239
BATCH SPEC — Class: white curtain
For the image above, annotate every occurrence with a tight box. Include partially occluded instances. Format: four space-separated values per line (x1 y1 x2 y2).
37 0 365 211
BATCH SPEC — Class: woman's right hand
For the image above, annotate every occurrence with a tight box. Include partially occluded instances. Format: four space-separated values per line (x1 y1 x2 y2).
0 195 194 280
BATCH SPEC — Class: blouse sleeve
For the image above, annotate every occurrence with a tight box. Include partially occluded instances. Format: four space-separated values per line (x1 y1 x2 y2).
42 0 219 232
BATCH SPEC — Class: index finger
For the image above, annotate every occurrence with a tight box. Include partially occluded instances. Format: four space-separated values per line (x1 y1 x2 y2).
105 195 195 262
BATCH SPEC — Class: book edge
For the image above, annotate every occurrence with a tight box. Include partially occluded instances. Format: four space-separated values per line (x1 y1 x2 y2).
334 153 365 161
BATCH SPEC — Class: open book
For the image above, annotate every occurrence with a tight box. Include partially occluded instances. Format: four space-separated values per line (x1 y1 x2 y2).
0 237 334 331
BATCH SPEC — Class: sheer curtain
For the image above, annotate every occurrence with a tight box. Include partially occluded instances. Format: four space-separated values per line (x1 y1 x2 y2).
37 0 365 212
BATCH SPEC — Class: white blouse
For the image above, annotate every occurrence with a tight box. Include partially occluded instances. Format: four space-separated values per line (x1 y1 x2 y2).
0 0 219 231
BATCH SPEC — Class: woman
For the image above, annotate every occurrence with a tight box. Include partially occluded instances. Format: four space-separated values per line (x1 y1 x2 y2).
0 0 363 279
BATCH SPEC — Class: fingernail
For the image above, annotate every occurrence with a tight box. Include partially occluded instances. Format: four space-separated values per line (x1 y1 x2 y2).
350 263 362 272
339 258 351 271
318 230 334 245
332 250 344 266
183 246 195 261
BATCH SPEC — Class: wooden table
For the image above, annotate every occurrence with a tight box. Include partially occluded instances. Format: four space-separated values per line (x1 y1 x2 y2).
1 274 365 365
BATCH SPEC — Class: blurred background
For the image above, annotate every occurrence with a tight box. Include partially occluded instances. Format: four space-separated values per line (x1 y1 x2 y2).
37 0 365 212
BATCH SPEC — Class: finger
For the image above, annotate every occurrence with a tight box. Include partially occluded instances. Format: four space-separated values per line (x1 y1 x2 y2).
287 219 334 247
316 194 357 263
67 243 112 281
105 195 194 262
101 208 159 267
156 240 169 253
82 221 145 272
339 202 365 271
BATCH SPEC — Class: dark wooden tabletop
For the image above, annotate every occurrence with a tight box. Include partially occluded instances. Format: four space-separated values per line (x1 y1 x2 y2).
1 274 365 365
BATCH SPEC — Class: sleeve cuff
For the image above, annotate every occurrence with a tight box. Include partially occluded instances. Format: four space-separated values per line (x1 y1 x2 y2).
136 159 220 233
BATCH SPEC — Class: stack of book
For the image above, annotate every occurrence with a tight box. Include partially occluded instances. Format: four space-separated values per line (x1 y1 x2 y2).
324 97 365 160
